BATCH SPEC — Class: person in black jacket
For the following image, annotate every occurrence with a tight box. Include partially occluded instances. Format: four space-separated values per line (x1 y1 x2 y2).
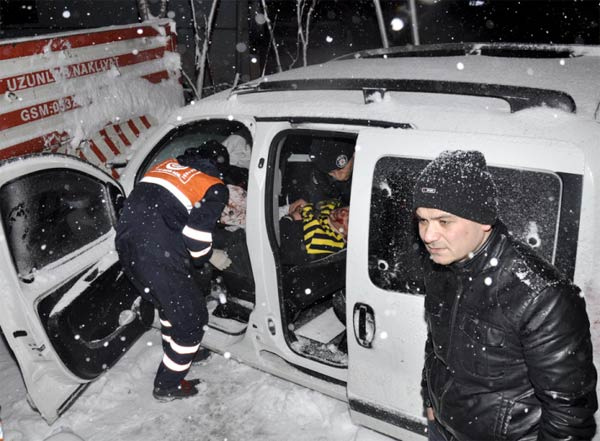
281 138 355 218
413 150 597 441
115 148 228 402
306 138 354 205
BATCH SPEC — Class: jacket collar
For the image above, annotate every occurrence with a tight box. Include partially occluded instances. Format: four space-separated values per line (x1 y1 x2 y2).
449 221 509 275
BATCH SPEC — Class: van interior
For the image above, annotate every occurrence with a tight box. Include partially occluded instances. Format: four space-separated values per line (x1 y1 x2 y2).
270 131 358 367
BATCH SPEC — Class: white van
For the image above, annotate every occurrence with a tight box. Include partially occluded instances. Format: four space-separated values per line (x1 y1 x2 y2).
0 43 599 440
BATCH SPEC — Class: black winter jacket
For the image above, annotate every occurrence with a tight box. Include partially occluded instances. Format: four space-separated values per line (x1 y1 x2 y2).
116 157 227 267
305 168 352 205
422 222 597 441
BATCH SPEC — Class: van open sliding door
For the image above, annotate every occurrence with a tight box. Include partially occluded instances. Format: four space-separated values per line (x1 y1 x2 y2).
346 128 585 440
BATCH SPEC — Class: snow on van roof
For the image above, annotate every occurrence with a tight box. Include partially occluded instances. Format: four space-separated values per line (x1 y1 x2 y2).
231 43 600 120
336 42 600 60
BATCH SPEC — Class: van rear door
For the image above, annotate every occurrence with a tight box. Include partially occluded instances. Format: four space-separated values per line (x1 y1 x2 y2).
346 128 585 440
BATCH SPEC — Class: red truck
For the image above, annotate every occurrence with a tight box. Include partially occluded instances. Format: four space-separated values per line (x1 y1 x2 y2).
0 19 184 176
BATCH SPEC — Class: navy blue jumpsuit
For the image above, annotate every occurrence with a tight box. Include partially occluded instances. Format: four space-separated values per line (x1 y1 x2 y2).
115 154 227 389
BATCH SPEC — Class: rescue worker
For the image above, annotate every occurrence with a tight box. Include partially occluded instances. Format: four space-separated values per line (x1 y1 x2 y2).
115 146 229 401
414 150 597 440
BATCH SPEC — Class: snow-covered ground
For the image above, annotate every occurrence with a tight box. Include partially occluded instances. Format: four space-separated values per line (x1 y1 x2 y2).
0 328 393 441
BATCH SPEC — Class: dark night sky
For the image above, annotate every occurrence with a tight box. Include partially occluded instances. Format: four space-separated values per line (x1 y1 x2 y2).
2 1 598 45
248 1 600 72
0 0 598 92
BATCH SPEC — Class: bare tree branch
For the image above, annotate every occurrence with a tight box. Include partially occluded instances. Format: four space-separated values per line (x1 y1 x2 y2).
180 68 200 100
158 0 168 18
261 0 283 73
190 0 203 81
137 0 152 20
197 0 219 97
293 0 318 68
190 0 219 98
283 46 299 71
295 0 305 68
261 18 275 76
303 0 317 66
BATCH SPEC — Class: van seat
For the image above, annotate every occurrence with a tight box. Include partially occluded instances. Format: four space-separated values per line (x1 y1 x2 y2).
283 250 346 320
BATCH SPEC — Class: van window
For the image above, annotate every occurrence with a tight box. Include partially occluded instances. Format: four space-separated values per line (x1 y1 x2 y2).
0 169 114 277
135 119 252 181
368 157 568 294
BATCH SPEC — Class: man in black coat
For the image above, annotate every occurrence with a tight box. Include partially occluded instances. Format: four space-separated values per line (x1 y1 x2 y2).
414 150 597 440
306 138 354 205
115 148 228 402
282 138 355 218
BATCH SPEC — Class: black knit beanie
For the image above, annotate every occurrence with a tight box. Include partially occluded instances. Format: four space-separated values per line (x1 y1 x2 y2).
412 150 498 225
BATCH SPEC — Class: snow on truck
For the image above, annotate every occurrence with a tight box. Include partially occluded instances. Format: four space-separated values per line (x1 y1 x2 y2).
0 19 184 172
1 41 600 441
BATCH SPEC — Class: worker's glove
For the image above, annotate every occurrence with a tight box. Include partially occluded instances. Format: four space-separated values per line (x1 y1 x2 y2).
209 249 232 271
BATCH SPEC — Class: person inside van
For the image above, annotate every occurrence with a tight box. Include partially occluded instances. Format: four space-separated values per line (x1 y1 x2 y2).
280 198 349 265
280 199 348 337
414 150 597 441
307 139 354 205
280 138 355 219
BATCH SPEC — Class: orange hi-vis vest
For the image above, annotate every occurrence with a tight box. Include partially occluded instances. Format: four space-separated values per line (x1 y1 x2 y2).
140 159 223 212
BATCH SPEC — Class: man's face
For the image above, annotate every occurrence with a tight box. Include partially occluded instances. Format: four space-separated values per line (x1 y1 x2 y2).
415 207 492 265
328 156 354 182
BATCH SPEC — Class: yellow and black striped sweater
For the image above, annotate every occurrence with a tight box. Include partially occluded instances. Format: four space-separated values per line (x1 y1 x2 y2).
301 200 346 255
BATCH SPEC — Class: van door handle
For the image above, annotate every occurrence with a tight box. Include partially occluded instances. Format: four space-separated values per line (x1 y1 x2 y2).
353 303 375 348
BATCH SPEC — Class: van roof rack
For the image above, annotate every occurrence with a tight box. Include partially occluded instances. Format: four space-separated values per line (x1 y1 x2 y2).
337 43 582 60
231 78 576 114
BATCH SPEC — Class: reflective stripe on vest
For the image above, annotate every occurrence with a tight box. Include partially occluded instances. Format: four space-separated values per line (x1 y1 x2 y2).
140 159 223 212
